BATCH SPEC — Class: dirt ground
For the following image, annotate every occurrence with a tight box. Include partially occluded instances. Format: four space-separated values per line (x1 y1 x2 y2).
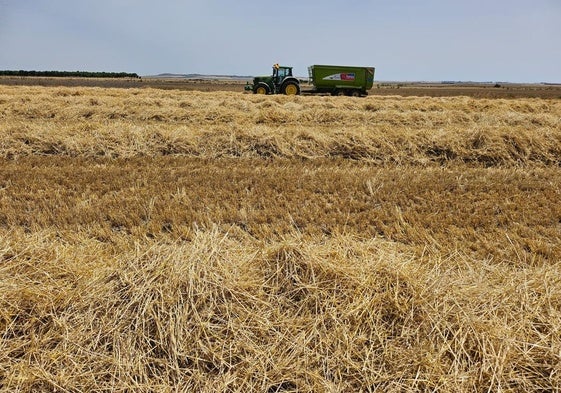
1 76 560 98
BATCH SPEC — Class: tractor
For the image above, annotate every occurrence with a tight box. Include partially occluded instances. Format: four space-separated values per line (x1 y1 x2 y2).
245 64 301 95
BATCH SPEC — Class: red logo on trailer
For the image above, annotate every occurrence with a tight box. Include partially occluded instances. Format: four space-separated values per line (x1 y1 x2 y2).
341 73 356 81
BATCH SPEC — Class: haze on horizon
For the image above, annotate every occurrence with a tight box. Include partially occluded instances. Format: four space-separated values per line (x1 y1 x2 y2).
1 0 560 83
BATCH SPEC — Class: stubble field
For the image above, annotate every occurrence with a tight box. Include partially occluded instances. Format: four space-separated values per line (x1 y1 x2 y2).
1 84 561 392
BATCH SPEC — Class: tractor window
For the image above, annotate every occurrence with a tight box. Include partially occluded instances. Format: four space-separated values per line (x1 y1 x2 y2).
277 68 287 79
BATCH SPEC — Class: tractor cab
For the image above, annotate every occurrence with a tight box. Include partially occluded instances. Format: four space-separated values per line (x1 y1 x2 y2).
272 64 293 86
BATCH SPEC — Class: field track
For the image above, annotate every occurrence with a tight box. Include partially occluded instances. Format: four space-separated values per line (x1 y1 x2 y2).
1 83 561 391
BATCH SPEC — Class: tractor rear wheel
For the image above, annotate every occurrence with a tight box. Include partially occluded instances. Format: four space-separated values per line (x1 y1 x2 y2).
282 81 300 95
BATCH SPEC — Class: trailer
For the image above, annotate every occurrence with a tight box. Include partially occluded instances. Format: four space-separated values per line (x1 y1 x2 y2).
307 65 375 97
245 64 375 96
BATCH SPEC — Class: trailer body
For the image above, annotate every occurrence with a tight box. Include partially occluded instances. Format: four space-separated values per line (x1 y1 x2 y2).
308 65 375 96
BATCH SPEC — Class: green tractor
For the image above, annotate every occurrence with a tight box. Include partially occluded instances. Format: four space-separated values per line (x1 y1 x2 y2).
245 64 301 95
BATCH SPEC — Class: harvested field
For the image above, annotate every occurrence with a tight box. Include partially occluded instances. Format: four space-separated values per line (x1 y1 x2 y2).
2 76 561 98
1 85 561 392
1 86 560 163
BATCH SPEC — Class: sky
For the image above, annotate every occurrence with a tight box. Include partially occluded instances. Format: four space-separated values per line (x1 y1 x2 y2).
0 0 560 82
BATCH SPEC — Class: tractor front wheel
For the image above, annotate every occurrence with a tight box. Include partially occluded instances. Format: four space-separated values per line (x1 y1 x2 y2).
255 83 270 94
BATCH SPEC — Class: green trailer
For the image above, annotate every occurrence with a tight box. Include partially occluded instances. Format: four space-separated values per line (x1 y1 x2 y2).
307 65 375 96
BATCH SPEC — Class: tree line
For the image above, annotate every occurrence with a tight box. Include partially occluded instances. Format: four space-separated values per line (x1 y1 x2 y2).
0 70 140 78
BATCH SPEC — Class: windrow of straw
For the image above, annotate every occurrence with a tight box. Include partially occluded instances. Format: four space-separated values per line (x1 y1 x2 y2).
1 86 560 164
2 229 560 392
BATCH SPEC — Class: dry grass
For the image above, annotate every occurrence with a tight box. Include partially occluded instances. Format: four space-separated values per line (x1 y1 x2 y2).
1 158 559 264
1 86 560 164
2 230 561 391
1 85 561 392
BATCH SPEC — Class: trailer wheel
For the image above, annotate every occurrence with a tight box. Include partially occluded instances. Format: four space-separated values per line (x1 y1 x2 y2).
334 90 346 96
282 81 300 95
351 90 361 97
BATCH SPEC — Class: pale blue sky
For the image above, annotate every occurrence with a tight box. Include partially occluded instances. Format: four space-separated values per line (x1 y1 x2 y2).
1 0 560 82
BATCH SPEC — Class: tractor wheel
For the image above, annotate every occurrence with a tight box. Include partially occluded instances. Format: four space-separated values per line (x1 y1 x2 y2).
282 81 300 95
255 83 270 95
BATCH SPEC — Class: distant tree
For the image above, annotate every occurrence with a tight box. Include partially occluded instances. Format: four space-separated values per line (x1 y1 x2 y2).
0 70 140 78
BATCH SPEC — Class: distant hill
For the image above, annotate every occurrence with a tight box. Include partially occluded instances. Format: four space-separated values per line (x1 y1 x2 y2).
146 73 252 80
